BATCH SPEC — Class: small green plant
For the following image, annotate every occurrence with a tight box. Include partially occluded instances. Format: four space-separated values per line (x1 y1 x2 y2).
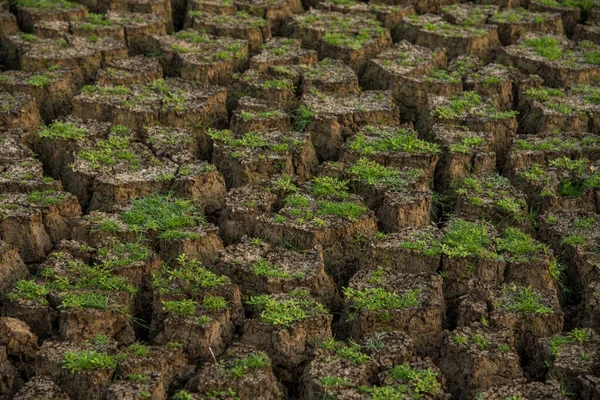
320 338 371 364
523 36 562 60
292 104 315 132
227 352 269 378
62 350 117 373
6 280 49 304
37 121 87 141
498 285 553 314
162 299 197 315
59 292 110 309
122 194 204 240
343 287 420 320
27 74 52 88
246 290 327 327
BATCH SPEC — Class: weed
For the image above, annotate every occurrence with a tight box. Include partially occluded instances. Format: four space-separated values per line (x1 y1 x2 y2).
320 339 371 364
62 350 117 373
349 126 439 154
498 284 553 314
227 352 269 378
162 299 197 315
497 228 546 263
122 194 204 240
246 290 327 327
59 292 110 309
433 91 481 119
6 280 49 304
343 287 420 320
292 104 315 132
523 36 562 60
390 364 441 396
441 219 495 259
37 121 87 141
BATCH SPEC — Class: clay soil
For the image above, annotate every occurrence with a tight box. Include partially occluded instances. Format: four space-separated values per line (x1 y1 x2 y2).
3 0 600 399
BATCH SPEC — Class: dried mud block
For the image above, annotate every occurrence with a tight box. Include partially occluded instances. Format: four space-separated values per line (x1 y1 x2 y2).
255 176 378 283
573 21 600 45
104 343 186 400
13 377 69 400
498 34 600 88
321 158 432 232
341 125 440 178
186 0 236 17
14 0 88 34
497 228 559 293
361 330 415 369
33 122 179 212
419 92 518 167
317 0 414 30
250 37 317 71
4 33 127 82
577 281 600 334
464 63 540 111
300 339 375 400
540 211 600 292
241 289 332 368
150 255 243 361
311 357 450 399
299 58 360 96
292 10 391 75
75 194 223 265
69 12 126 42
395 14 500 60
234 0 302 35
361 41 452 122
0 10 19 38
230 97 292 135
209 127 318 189
438 219 504 301
452 174 531 232
218 180 278 244
488 8 564 45
0 93 43 132
430 125 496 192
0 67 85 123
0 190 81 263
302 90 399 161
529 0 585 35
438 326 523 400
96 56 163 87
2 279 57 339
0 345 23 399
150 30 247 85
0 244 28 297
185 10 270 53
215 237 338 307
38 241 157 344
72 78 228 133
108 0 174 32
184 343 285 400
229 68 297 111
362 226 442 275
341 268 444 354
35 339 117 400
104 10 167 54
519 87 590 134
488 283 564 354
508 155 600 214
532 328 600 395
440 3 498 26
0 317 38 361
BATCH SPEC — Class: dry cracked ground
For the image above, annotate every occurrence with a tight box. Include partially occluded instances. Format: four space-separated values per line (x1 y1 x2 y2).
5 0 600 399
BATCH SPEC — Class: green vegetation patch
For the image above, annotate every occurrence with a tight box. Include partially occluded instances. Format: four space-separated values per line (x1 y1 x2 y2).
63 350 117 373
348 126 439 155
37 121 87 141
496 284 553 314
121 194 205 241
153 254 228 295
246 289 328 327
